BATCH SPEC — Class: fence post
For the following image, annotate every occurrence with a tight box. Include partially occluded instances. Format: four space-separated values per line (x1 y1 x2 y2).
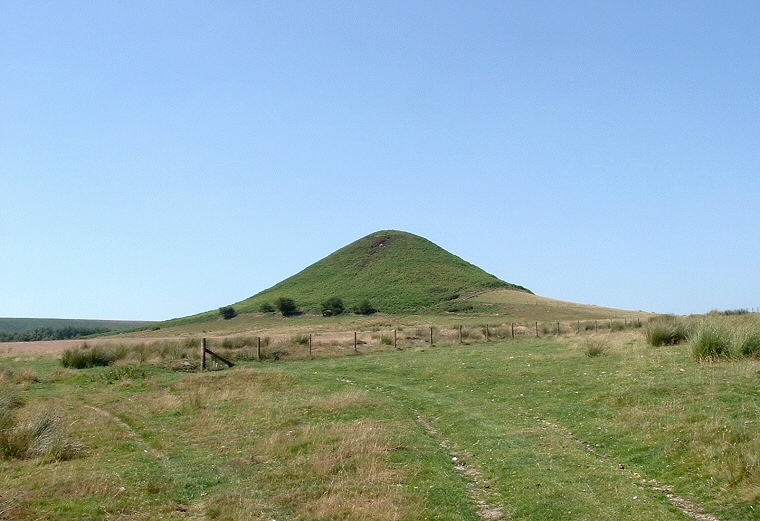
309 334 312 357
394 329 397 349
257 336 261 361
201 338 207 371
459 325 463 343
577 320 580 334
557 322 560 336
486 324 490 342
595 320 599 333
430 327 434 346
511 323 515 339
535 322 539 337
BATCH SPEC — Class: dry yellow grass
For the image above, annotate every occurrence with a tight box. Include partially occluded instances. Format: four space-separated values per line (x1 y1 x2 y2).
468 289 654 320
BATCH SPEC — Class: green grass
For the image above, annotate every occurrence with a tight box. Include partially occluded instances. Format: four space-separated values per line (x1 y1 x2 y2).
2 318 759 519
690 320 734 361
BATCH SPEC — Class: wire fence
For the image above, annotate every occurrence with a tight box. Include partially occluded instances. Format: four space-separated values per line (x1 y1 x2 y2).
198 318 646 365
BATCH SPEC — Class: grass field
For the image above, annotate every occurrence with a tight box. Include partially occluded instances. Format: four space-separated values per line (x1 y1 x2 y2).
2 315 759 520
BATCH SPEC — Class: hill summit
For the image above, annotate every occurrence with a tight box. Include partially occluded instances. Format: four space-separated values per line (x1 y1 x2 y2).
233 230 531 315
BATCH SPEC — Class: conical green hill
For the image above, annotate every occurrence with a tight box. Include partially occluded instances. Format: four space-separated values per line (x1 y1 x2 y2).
233 230 531 315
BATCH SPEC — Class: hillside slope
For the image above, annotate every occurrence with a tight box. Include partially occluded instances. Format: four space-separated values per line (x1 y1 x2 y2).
0 317 154 334
233 230 531 315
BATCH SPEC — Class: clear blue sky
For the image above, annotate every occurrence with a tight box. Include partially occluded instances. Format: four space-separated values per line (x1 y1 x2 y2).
2 1 758 321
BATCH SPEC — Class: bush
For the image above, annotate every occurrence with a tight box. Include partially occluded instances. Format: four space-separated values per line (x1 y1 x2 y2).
353 299 376 315
219 306 237 320
259 302 275 313
690 321 733 362
321 297 345 317
275 297 298 317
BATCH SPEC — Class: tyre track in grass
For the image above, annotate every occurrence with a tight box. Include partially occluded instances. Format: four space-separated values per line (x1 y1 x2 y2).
337 376 504 519
82 404 167 462
414 409 505 520
535 416 722 521
82 403 207 516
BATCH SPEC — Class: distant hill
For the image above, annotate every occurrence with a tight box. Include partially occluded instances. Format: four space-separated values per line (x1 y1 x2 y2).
230 230 531 315
0 318 155 337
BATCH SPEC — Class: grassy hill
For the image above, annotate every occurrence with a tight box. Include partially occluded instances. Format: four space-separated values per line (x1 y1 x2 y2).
231 230 530 316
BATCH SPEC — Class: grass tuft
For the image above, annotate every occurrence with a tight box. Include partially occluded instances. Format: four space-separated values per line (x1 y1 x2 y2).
0 405 82 462
690 320 734 362
584 339 607 358
12 368 40 384
290 334 310 346
60 344 126 369
738 329 760 358
645 319 689 346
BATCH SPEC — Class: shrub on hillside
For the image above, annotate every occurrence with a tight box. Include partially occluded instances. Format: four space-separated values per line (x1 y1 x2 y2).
353 299 377 315
321 297 345 317
275 297 298 317
219 306 237 320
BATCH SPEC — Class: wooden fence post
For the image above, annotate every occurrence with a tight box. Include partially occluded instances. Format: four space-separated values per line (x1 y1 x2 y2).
595 320 599 333
354 332 358 352
200 338 234 369
577 320 580 334
459 325 463 343
535 322 539 337
511 323 515 338
309 334 312 357
257 336 261 361
486 324 490 342
430 327 434 346
557 322 560 336
394 329 397 349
